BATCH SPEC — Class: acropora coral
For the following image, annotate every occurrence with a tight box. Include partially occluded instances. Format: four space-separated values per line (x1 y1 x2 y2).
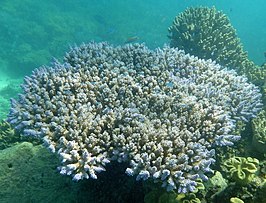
168 7 248 71
168 7 266 157
7 42 262 193
252 110 266 154
0 120 17 150
168 7 264 87
261 63 266 106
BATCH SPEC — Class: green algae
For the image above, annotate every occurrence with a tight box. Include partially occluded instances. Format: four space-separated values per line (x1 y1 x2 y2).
0 142 81 202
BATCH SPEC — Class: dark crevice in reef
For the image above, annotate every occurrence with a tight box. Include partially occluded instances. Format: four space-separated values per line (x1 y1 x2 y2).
76 162 145 203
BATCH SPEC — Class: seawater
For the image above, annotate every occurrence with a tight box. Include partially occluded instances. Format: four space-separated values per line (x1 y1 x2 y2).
0 1 265 203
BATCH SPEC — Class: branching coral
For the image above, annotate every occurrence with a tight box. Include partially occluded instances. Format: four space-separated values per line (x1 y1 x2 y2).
168 7 264 87
0 120 17 150
246 64 266 88
0 120 40 149
7 42 262 193
260 63 266 106
252 110 266 153
168 7 248 71
168 7 266 151
245 64 266 111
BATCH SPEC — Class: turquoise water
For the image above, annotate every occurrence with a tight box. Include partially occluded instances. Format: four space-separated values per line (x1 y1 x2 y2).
1 0 265 119
0 1 265 203
0 0 265 78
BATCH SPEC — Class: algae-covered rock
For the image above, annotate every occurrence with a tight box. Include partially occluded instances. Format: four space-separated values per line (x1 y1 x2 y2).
0 142 80 202
157 192 179 203
144 189 202 203
177 193 200 203
144 179 205 203
0 142 145 203
205 171 227 193
223 156 259 185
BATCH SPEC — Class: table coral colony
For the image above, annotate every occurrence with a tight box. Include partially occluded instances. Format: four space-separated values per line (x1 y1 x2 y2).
7 42 262 194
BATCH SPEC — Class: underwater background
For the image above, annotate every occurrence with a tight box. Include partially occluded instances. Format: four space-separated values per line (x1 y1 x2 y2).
0 0 265 203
